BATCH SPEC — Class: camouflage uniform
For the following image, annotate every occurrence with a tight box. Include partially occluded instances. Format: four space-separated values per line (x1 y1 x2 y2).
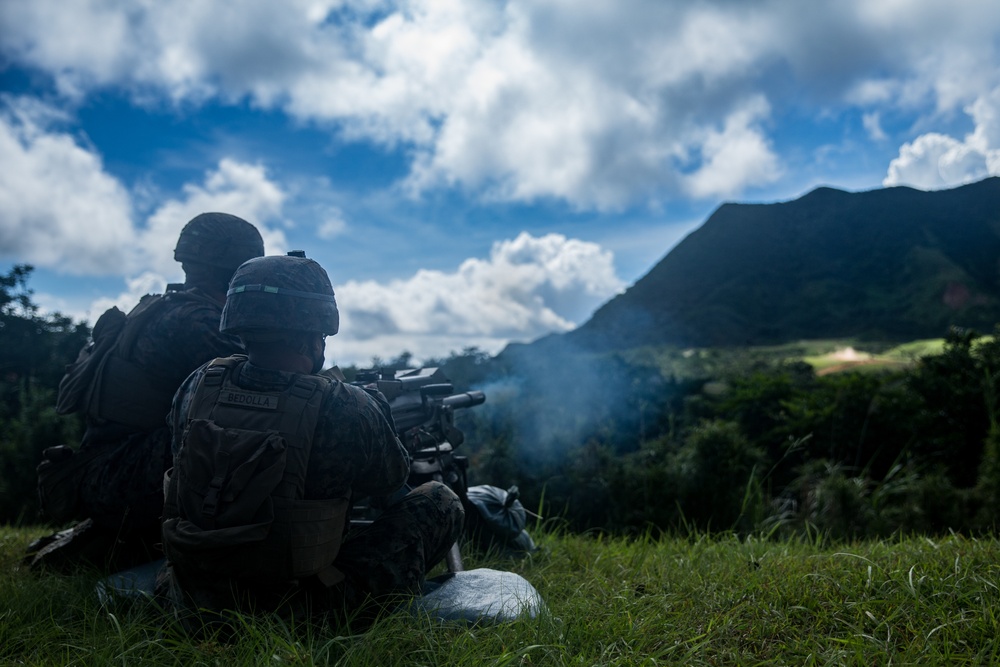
24 213 265 574
78 286 244 539
163 358 464 628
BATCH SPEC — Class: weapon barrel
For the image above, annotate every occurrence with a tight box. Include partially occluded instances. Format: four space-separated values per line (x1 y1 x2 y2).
442 390 485 409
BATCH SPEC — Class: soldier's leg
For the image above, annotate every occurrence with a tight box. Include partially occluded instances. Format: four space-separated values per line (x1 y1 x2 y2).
334 481 464 607
79 427 172 534
37 427 174 571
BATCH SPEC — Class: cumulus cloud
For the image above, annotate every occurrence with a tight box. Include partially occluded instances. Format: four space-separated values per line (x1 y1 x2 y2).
7 1 998 209
682 96 781 199
137 159 289 279
66 162 289 330
0 96 135 273
0 94 289 281
0 139 291 330
85 272 170 325
330 232 625 364
884 86 1000 189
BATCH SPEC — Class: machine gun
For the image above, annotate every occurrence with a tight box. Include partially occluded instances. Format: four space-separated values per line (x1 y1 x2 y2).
349 366 485 571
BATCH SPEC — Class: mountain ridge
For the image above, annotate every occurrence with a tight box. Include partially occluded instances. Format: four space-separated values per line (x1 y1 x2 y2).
548 177 1000 354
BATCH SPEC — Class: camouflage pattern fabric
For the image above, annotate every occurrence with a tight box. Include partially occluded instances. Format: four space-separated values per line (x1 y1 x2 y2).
78 286 243 537
163 358 464 630
333 480 464 608
221 254 339 337
164 482 464 632
168 358 409 496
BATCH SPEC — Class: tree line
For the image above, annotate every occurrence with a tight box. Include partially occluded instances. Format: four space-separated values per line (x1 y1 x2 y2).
2 264 998 539
0 265 90 523
448 333 1000 539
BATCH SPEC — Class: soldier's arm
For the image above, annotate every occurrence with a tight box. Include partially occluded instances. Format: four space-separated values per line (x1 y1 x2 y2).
346 384 410 498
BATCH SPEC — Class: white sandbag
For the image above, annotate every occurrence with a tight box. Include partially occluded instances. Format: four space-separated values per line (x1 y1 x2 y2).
413 568 545 624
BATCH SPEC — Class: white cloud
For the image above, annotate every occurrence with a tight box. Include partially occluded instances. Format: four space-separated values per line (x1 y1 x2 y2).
0 95 291 281
93 159 293 325
884 87 1000 189
331 231 625 364
137 159 289 279
317 208 348 240
2 1 1000 207
85 272 169 325
682 96 781 199
0 96 136 274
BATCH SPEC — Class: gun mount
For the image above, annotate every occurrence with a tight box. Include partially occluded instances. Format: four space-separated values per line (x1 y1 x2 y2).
351 367 486 571
354 366 484 454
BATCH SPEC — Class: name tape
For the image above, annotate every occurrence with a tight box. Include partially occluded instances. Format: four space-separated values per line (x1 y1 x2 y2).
219 390 280 410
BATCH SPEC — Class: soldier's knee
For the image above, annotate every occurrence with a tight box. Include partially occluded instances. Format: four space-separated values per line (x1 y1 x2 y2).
410 481 464 532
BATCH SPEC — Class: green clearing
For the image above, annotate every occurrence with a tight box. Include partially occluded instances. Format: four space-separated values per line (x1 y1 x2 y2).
756 338 946 374
622 337 951 380
3 525 998 665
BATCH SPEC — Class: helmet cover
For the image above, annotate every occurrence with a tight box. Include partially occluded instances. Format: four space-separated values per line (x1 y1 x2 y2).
221 254 339 336
174 212 265 272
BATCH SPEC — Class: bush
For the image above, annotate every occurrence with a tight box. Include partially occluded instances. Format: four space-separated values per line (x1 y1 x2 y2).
675 419 766 531
0 385 83 524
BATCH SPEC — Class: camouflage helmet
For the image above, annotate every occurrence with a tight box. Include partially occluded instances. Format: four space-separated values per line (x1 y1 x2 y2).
174 212 265 272
221 252 340 337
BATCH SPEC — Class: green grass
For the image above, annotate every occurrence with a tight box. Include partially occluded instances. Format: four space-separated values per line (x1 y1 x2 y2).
882 339 947 360
624 338 948 379
3 525 999 665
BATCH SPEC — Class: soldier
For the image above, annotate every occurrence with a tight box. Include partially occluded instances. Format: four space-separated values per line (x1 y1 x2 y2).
27 213 265 571
159 252 464 631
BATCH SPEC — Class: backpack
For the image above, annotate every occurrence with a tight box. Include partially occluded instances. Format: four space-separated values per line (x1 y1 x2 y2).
56 286 216 428
54 305 127 416
162 357 348 586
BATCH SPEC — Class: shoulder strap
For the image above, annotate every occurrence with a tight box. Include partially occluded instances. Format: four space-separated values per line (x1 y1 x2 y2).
188 356 245 424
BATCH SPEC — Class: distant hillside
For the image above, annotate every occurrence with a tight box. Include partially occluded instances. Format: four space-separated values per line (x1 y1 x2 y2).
561 177 1000 352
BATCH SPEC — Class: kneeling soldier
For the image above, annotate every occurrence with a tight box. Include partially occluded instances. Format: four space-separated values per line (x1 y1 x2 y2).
160 252 463 630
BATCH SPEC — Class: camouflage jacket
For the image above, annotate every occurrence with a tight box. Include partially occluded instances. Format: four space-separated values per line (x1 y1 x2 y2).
168 357 409 500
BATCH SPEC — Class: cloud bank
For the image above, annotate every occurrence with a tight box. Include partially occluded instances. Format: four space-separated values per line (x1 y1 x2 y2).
0 96 289 283
331 231 625 365
0 96 135 273
0 91 623 364
3 0 998 207
884 87 1000 189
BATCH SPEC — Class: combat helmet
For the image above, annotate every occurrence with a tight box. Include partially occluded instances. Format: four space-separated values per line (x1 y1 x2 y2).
221 252 340 337
174 212 265 272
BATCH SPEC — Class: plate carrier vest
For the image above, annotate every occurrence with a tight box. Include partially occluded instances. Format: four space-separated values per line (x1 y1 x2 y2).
162 356 348 586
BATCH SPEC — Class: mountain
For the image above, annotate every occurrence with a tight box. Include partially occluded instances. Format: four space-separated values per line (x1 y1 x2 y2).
565 177 1000 352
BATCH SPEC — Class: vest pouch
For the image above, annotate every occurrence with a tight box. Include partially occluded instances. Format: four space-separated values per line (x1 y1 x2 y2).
163 419 289 577
271 496 350 579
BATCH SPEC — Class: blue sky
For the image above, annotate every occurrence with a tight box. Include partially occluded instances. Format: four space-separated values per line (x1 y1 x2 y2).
2 0 999 366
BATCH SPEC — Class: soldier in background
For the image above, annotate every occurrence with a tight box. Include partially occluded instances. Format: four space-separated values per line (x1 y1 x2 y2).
27 213 265 572
160 253 463 631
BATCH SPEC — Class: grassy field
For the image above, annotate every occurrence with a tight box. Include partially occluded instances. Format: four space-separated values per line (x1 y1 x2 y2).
2 525 998 666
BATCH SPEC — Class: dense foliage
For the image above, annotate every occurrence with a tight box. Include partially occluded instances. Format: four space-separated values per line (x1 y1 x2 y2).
0 266 89 523
451 330 1000 539
1 264 999 542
